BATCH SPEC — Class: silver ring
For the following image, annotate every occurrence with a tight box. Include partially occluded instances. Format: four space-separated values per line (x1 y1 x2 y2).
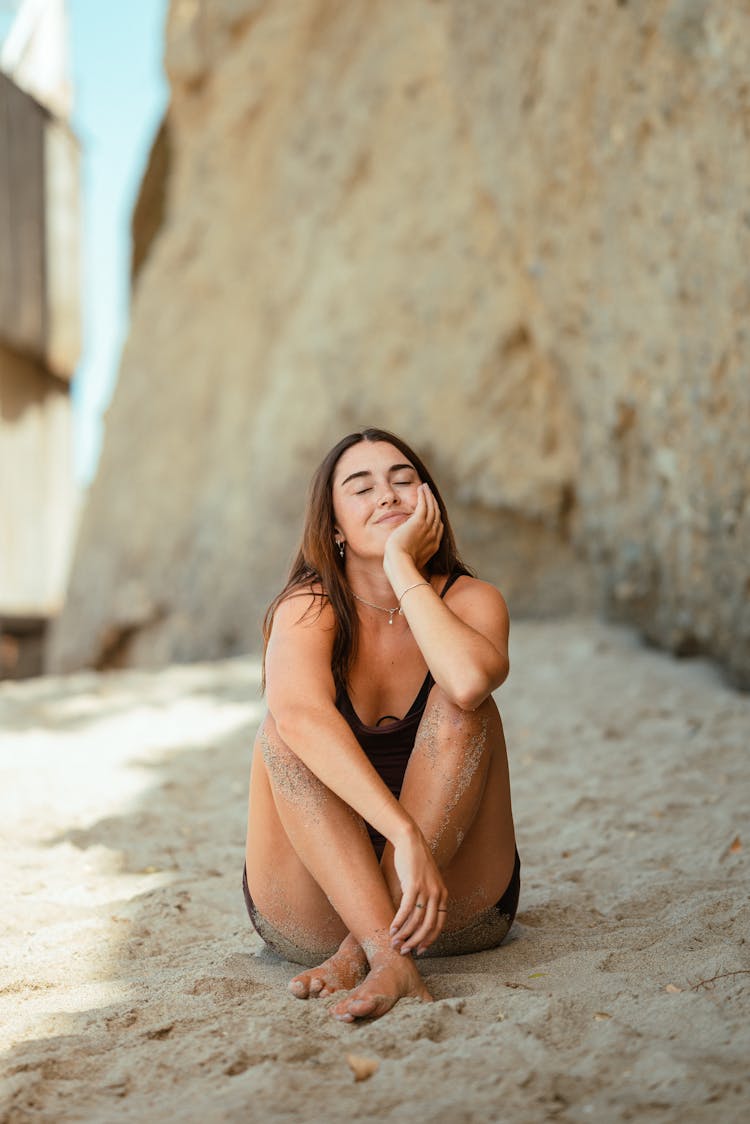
415 902 425 909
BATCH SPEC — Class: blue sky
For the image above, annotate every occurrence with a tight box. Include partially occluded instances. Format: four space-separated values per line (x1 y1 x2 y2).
1 0 170 483
67 0 170 483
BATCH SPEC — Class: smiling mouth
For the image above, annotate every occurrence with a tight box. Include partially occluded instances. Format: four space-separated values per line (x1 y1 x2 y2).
376 512 409 525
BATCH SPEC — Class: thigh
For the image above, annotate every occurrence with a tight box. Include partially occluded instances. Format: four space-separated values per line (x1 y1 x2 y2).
402 690 517 931
244 716 348 957
440 716 517 931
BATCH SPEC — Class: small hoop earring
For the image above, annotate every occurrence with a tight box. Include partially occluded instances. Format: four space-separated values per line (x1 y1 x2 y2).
337 540 345 560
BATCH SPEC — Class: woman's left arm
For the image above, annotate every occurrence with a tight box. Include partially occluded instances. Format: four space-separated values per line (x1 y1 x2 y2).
384 484 510 711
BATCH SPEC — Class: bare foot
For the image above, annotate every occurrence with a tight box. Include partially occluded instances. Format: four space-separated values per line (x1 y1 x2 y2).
288 934 368 999
329 952 433 1022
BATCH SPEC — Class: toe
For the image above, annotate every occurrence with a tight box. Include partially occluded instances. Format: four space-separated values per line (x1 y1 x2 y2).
329 997 353 1020
330 992 394 1022
288 977 309 999
308 977 324 996
348 994 393 1021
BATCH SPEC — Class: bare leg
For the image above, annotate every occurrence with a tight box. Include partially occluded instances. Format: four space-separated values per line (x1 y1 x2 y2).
322 688 516 1018
245 687 515 1015
245 716 431 1021
384 686 517 942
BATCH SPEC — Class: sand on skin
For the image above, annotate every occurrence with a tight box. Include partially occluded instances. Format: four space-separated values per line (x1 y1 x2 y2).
0 618 748 1123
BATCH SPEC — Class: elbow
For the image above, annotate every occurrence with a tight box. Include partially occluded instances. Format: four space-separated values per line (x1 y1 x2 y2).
271 701 333 749
272 709 298 748
450 657 510 712
270 701 312 746
453 690 484 713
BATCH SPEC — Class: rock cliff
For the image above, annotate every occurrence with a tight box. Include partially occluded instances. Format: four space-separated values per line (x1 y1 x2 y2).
49 0 750 686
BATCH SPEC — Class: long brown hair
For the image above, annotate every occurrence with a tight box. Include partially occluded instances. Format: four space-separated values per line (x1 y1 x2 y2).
262 428 473 695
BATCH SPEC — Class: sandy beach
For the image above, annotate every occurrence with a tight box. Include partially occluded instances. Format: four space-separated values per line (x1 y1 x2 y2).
1 617 748 1123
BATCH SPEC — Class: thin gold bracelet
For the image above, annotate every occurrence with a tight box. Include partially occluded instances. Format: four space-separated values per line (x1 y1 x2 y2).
397 581 431 613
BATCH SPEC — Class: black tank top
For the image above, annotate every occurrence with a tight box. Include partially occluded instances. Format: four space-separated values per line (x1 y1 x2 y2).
335 571 465 857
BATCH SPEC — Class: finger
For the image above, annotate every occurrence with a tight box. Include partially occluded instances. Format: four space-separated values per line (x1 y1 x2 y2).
413 906 449 956
429 896 450 945
394 880 445 947
390 888 419 936
391 903 425 945
391 897 430 945
407 881 448 949
426 489 442 532
399 899 439 954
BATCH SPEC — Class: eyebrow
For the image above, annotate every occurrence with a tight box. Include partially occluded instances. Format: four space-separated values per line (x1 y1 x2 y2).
339 463 415 487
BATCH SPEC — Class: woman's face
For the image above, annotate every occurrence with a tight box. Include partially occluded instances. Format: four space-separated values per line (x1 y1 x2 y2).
331 441 422 559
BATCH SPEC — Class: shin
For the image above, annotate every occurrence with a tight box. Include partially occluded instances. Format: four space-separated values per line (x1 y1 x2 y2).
258 716 400 957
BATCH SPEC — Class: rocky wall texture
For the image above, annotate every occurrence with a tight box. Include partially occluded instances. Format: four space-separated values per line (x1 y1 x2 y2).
48 0 750 686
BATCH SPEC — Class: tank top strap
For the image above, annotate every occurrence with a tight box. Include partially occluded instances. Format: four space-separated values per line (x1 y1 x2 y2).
438 569 466 599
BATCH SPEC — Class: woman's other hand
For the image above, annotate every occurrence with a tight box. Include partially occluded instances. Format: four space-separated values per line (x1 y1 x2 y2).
385 483 443 571
389 820 448 955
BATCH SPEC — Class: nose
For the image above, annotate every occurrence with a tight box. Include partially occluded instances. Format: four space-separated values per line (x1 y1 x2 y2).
377 481 398 506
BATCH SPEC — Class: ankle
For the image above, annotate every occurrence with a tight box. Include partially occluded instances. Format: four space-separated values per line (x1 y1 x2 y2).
365 944 419 975
360 929 403 965
339 934 368 964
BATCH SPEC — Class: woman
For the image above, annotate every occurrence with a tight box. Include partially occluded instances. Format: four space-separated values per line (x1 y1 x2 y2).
244 428 518 1022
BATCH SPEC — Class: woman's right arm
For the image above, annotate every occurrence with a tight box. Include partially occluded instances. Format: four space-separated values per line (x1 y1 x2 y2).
265 593 412 846
265 594 447 936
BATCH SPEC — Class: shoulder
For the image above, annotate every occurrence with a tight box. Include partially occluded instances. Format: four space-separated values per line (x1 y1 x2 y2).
265 582 338 709
443 574 509 631
270 581 336 638
445 574 508 609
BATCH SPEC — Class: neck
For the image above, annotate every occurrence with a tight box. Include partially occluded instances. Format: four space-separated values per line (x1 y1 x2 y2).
344 558 401 605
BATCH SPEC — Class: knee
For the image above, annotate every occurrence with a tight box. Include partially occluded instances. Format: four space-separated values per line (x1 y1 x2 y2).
259 713 293 768
423 685 493 734
415 687 496 770
258 716 328 809
259 712 286 752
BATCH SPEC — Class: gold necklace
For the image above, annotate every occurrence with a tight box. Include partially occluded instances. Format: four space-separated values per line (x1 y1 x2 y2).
351 590 400 625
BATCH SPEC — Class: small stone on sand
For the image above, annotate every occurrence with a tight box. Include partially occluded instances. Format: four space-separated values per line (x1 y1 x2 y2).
346 1053 380 1082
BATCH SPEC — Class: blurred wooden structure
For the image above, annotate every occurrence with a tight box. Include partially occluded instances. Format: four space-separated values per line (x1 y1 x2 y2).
0 69 80 678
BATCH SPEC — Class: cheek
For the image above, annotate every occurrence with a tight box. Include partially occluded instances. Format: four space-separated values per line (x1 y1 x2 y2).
334 496 367 531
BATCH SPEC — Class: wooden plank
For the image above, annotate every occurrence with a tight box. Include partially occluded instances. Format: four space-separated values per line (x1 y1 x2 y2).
0 343 75 616
0 72 47 356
